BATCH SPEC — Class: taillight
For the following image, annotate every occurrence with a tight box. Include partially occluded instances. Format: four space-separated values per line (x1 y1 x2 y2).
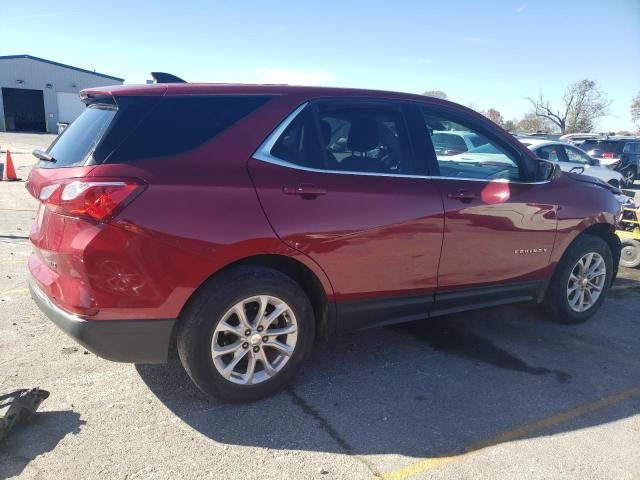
602 152 616 159
40 178 145 222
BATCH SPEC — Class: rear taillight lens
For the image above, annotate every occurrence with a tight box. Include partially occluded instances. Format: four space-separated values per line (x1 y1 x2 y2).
40 178 145 222
602 152 616 158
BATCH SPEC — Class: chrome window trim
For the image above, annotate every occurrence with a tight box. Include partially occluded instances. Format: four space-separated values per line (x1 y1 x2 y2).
252 102 550 185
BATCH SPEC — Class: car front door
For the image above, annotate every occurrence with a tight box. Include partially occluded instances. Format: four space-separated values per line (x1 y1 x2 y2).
248 99 445 330
414 105 558 311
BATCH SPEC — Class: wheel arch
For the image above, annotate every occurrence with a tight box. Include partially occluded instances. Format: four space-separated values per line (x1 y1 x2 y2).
567 223 621 281
173 254 336 354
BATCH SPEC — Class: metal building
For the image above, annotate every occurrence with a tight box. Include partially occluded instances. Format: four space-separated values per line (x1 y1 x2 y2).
0 55 124 133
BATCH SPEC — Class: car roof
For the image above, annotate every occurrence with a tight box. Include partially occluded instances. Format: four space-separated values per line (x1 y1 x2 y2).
82 82 449 104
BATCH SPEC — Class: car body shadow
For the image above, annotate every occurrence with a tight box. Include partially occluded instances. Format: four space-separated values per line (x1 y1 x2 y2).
0 410 84 478
136 290 640 460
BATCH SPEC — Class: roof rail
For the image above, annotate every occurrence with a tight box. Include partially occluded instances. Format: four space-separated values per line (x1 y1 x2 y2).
150 72 187 84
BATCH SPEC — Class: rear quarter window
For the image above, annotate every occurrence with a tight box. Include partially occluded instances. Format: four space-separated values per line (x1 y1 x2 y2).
42 105 116 168
106 95 272 163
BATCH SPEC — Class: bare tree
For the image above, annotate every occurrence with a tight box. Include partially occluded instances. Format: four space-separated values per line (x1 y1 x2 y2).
525 80 611 134
483 108 504 126
631 92 640 127
423 90 448 99
503 119 517 131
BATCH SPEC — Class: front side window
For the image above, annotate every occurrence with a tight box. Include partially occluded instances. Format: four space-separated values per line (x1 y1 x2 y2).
564 146 590 164
421 109 522 181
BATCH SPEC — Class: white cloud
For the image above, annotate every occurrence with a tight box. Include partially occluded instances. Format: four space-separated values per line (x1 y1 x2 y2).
12 11 80 19
461 37 501 46
248 68 334 86
515 5 527 13
400 57 433 66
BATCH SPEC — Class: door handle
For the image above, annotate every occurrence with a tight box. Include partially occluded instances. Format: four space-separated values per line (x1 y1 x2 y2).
282 184 327 197
447 190 480 202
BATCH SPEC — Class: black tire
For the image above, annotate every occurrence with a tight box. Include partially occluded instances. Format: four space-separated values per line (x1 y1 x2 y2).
620 239 640 268
543 234 613 324
177 266 314 402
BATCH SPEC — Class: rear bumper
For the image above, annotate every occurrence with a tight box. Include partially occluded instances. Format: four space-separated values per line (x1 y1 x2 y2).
29 279 175 364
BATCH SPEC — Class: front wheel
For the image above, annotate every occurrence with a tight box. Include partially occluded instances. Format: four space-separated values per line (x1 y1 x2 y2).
544 234 613 324
177 266 314 402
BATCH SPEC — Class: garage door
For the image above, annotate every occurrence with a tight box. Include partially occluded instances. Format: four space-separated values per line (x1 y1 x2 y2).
56 92 86 124
2 88 46 132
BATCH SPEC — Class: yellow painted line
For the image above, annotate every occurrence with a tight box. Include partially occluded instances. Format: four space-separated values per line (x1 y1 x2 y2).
0 259 27 265
379 385 640 480
0 287 29 296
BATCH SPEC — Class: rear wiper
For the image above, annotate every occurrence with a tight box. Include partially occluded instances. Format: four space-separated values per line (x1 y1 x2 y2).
32 149 56 163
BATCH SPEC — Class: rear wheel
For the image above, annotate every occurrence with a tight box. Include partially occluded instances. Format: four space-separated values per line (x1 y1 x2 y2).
177 266 314 402
620 239 640 268
622 168 636 187
544 234 613 324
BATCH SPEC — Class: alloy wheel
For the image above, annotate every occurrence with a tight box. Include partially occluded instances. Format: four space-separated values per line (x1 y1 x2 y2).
211 295 298 385
566 252 606 312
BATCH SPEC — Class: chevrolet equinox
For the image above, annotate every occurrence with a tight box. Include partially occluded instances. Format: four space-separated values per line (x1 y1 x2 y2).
27 83 622 402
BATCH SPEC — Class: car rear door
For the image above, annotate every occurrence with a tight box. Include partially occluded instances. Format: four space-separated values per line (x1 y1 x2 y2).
411 103 558 311
248 99 444 330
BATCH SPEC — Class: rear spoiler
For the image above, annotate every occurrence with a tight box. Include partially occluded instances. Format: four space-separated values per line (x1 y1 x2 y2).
151 72 187 83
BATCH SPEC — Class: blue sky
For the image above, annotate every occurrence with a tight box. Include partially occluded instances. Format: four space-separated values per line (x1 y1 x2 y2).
2 0 639 130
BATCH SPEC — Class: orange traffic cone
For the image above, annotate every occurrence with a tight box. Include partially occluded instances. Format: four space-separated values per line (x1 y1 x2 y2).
2 150 20 181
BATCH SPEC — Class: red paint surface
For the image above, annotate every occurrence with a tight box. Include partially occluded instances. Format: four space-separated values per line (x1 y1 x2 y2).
27 85 620 323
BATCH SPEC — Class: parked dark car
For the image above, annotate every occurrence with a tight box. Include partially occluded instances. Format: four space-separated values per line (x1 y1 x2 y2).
580 138 640 187
27 83 623 402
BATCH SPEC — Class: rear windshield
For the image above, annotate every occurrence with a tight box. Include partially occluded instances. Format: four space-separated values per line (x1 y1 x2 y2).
42 105 116 168
579 140 625 154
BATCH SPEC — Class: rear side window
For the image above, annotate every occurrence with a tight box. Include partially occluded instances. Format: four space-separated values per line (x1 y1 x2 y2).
268 101 415 175
623 142 639 154
317 107 413 175
107 95 271 163
43 105 116 168
271 107 322 168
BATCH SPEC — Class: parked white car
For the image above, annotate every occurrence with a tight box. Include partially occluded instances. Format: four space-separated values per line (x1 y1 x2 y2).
431 130 489 155
520 139 625 187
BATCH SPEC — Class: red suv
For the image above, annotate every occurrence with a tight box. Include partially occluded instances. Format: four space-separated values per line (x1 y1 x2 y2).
27 83 622 402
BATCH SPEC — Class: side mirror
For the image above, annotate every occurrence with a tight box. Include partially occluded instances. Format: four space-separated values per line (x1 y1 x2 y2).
537 159 561 181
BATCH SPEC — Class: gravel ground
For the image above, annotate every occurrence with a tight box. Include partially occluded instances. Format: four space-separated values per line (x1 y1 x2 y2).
0 132 639 480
